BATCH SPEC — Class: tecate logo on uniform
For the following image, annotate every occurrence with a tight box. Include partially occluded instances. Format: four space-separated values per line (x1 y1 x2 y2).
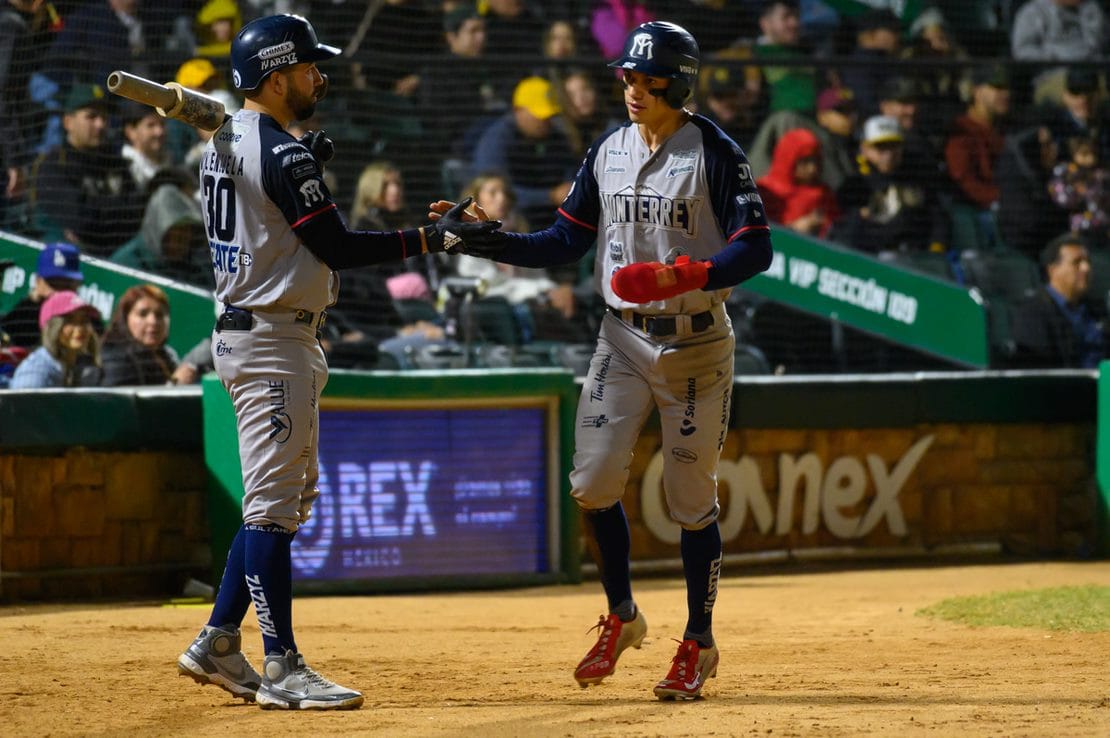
258 41 296 59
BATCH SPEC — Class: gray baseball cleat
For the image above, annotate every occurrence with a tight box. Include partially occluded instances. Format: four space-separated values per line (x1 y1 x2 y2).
177 625 262 702
256 650 364 710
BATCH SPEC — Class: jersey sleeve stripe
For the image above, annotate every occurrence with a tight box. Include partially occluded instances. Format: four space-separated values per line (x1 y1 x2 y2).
729 224 771 241
291 202 338 229
557 207 597 232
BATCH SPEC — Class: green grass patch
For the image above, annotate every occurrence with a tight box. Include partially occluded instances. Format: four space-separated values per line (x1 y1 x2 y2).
917 585 1110 632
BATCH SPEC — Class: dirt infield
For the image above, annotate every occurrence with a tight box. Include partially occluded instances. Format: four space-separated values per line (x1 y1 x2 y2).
3 561 1109 737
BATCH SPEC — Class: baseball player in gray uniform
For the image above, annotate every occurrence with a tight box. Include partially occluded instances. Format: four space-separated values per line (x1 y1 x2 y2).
433 21 772 699
175 14 492 710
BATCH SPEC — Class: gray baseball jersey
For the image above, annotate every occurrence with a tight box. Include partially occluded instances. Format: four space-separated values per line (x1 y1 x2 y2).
559 115 770 527
560 115 769 315
203 109 338 314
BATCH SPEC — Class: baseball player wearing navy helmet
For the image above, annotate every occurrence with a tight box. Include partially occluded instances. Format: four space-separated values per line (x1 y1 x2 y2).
432 20 773 699
175 14 493 711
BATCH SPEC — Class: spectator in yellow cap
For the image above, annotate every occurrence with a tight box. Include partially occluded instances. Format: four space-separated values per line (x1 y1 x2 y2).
165 57 239 171
175 56 239 114
470 75 578 226
194 0 242 59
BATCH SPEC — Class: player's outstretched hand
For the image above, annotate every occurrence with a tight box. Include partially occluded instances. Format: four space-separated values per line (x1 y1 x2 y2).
299 129 334 163
428 199 489 223
431 197 507 257
611 255 709 303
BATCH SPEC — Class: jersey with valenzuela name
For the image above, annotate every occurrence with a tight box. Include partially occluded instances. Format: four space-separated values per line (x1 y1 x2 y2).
558 114 769 314
201 109 338 314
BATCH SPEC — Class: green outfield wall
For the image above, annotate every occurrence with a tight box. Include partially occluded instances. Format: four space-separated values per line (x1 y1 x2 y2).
1097 361 1110 558
0 369 1102 601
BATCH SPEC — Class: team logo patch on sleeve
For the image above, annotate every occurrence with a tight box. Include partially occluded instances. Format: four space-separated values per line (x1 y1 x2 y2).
299 179 325 206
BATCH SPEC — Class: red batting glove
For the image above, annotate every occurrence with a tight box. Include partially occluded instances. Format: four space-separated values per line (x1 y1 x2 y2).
610 256 710 303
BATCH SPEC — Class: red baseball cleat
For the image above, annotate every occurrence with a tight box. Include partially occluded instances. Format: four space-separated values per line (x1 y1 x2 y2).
653 639 719 700
573 610 648 687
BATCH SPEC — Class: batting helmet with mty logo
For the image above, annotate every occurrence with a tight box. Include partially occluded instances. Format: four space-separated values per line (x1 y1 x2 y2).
230 14 340 91
608 21 700 110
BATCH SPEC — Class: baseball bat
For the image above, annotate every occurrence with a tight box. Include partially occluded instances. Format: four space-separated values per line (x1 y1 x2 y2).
105 70 227 131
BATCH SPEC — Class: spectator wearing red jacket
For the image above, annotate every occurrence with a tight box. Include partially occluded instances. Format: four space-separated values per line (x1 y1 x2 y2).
757 127 840 238
944 64 1011 211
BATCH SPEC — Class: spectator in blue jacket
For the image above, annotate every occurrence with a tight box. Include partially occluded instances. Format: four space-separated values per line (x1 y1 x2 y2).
470 76 577 229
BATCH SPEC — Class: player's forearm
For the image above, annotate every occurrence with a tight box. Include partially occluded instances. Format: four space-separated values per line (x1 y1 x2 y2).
704 229 773 289
295 207 439 270
486 216 595 269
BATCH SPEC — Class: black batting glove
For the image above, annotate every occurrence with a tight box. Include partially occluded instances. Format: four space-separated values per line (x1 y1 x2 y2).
299 129 334 163
433 197 507 256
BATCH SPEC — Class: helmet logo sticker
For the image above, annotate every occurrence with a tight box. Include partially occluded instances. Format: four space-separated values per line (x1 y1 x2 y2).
259 41 296 59
631 33 654 59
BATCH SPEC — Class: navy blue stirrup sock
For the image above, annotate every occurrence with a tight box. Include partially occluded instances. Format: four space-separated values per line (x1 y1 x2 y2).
681 522 722 647
243 523 297 655
207 524 251 629
584 503 634 618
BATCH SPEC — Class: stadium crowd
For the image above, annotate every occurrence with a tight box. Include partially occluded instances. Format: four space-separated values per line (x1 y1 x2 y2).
1 0 1109 386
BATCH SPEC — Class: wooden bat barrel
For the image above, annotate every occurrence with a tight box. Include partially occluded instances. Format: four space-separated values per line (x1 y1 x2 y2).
106 71 227 131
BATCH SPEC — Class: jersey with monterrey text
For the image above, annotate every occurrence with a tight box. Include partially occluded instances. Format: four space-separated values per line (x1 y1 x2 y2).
560 114 768 314
201 109 337 314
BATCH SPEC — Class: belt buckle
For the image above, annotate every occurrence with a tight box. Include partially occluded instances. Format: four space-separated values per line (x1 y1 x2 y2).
643 315 676 336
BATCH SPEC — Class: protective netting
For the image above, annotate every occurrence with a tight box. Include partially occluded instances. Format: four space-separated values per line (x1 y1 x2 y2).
1 1 1106 374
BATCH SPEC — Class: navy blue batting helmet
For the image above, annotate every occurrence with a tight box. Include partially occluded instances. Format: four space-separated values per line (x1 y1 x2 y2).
608 21 700 109
231 14 340 92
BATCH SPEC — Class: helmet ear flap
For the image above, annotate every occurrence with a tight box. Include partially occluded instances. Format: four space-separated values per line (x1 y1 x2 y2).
665 79 692 109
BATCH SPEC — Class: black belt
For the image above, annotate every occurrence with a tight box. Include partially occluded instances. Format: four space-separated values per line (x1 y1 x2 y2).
608 306 714 337
216 305 325 332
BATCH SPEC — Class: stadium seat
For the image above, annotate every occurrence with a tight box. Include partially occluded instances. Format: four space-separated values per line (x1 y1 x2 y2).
407 344 468 370
958 248 1042 303
373 350 403 371
459 296 524 345
986 298 1017 364
474 344 515 368
947 202 1006 252
1083 247 1110 317
393 298 442 326
876 249 955 281
733 343 772 375
555 343 595 376
513 341 561 367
